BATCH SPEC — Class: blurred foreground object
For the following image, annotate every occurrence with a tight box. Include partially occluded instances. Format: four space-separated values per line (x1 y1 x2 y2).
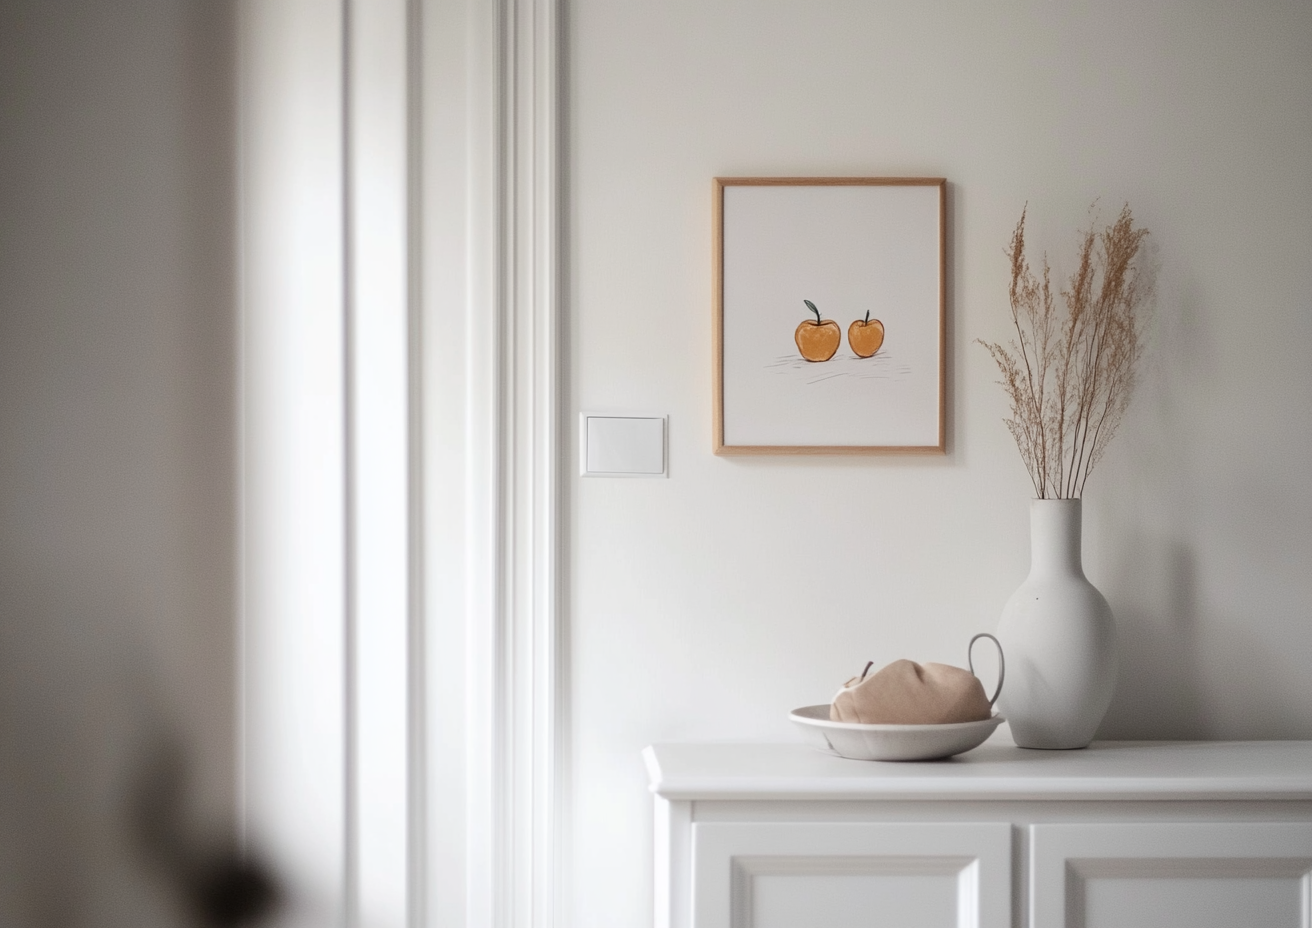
0 571 279 927
133 737 280 927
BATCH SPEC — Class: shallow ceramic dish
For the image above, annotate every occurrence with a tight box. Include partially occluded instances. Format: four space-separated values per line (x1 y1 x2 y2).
789 705 1005 761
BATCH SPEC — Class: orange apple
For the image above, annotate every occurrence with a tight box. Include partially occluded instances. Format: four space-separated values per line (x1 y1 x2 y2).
848 311 885 358
796 300 840 362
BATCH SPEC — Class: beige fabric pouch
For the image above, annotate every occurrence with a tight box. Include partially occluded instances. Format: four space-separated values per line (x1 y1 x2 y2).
830 659 991 725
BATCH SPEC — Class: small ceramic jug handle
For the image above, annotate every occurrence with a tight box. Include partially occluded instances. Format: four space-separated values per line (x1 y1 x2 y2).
968 633 1005 708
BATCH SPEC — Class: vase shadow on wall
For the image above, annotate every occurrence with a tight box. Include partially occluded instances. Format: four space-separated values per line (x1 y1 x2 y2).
1093 273 1208 739
1089 256 1312 741
1099 535 1309 740
1098 538 1208 739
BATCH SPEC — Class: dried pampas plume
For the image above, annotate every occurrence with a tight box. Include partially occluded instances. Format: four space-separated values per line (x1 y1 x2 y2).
978 204 1155 498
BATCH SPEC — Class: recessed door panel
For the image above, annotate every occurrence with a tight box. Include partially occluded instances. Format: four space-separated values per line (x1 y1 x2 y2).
739 857 972 928
693 822 1011 928
1032 823 1312 928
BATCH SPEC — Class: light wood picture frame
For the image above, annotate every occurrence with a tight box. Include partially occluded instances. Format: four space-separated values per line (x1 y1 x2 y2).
713 177 946 454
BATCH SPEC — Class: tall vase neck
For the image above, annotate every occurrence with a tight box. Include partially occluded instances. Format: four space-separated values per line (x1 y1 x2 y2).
1029 498 1084 576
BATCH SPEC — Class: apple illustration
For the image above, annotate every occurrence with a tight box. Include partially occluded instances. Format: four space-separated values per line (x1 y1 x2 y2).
848 310 885 358
795 300 840 362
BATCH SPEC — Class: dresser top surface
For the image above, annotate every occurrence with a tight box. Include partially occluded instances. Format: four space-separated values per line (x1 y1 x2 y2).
644 740 1312 801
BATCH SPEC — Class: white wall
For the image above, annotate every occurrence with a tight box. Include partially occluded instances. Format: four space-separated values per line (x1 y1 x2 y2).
0 1 238 924
567 1 1312 925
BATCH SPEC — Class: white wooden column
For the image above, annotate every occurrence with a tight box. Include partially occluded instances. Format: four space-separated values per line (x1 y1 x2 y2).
422 0 561 927
345 2 415 927
240 0 560 926
239 1 350 924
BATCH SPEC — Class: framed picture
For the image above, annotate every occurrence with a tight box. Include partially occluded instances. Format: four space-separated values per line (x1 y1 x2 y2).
713 177 946 454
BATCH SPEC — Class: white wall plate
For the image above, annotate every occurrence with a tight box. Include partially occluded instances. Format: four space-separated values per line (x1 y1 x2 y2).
580 413 668 477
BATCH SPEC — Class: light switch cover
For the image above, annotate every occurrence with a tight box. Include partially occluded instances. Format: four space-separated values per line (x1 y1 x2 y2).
580 414 666 477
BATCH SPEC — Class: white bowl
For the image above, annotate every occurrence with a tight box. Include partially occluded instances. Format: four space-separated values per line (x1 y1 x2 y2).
789 705 1005 761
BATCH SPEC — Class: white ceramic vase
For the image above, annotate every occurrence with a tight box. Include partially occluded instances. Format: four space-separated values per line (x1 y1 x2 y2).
995 498 1116 749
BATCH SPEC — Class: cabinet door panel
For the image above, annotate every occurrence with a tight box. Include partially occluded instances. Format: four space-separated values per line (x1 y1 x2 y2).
693 822 1011 928
1031 823 1312 928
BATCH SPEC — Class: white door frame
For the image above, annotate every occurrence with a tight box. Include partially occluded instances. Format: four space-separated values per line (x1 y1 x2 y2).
239 1 561 926
421 0 562 927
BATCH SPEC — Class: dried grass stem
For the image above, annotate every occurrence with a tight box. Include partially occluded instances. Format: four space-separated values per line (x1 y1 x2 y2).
979 204 1152 498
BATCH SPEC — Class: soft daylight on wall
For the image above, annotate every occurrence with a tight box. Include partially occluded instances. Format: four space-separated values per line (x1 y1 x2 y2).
568 2 1312 926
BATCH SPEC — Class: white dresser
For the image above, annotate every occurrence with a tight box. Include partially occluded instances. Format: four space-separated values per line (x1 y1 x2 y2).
643 739 1312 928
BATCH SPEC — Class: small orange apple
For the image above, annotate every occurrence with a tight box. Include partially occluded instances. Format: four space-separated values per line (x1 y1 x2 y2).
796 300 840 362
848 311 885 358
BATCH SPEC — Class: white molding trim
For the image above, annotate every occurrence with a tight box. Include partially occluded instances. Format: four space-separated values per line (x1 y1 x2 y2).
504 1 561 927
421 1 560 927
344 1 415 926
241 0 559 925
239 1 351 923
